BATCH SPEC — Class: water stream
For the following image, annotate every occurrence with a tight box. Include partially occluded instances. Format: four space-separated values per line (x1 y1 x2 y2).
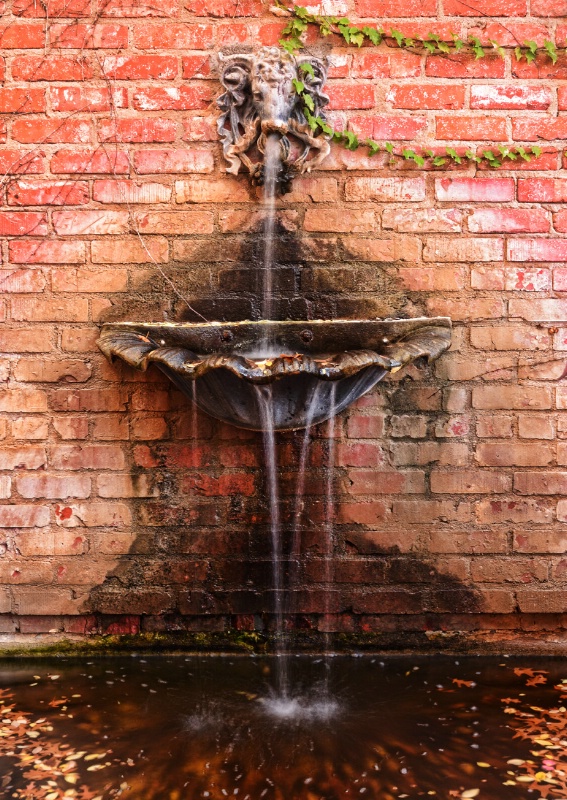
260 134 281 345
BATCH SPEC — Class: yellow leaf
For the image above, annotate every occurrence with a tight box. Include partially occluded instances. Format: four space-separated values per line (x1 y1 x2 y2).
461 791 480 799
65 774 79 784
477 763 491 768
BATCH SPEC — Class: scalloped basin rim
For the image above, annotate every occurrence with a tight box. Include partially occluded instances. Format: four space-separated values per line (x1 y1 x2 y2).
97 318 452 430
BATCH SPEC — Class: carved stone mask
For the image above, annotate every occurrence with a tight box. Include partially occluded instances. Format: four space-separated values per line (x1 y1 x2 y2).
217 47 330 192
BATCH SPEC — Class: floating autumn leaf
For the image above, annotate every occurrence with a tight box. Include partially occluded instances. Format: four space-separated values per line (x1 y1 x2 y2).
527 675 548 687
452 679 476 688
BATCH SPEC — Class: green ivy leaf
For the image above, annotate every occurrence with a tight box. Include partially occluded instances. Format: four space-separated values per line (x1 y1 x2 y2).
544 39 558 65
531 145 542 157
490 39 506 58
299 62 315 76
317 117 333 135
514 46 523 61
303 93 314 111
364 138 380 155
515 146 531 161
385 142 394 154
350 31 364 46
446 147 462 164
362 26 381 45
465 149 481 164
292 78 305 94
433 156 447 166
343 131 359 150
469 36 485 59
390 28 404 47
423 40 436 54
438 41 450 53
280 37 302 54
452 34 464 52
425 149 434 157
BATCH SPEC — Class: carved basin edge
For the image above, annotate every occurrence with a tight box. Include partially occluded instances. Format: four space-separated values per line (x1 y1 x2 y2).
97 318 452 385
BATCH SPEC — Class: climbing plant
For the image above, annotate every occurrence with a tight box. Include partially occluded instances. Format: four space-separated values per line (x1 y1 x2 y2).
275 1 557 168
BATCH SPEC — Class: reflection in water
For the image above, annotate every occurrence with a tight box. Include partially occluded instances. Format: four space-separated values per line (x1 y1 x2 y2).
0 655 564 800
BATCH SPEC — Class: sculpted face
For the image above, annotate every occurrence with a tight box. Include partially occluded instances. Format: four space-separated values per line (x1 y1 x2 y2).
217 46 331 191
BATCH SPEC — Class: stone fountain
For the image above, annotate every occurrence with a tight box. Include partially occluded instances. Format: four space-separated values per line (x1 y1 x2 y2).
98 47 451 429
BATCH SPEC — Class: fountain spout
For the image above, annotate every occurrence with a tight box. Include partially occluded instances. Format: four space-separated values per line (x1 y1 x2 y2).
217 46 331 193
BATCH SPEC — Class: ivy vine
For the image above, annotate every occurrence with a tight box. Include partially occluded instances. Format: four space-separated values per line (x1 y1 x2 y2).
275 2 560 169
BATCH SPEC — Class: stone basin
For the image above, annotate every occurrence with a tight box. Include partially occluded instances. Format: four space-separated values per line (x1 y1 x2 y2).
97 318 451 431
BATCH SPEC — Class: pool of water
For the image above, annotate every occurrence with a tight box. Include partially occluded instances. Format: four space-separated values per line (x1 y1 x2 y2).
0 654 565 800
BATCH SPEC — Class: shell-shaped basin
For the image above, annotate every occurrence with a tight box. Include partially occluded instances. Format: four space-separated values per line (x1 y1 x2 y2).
97 318 451 431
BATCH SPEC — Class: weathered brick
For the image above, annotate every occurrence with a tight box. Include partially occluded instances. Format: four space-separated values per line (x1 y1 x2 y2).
382 208 462 233
51 149 129 174
9 241 85 264
435 178 514 202
11 119 91 144
98 119 177 143
387 85 465 110
102 55 177 79
175 179 251 203
345 177 425 202
0 447 46 470
476 443 553 467
134 210 213 234
436 116 507 140
349 115 427 141
0 505 49 527
13 359 91 382
470 85 551 110
468 209 549 233
93 180 171 204
0 212 47 237
18 475 91 498
423 237 504 262
50 23 128 48
91 236 168 264
7 180 89 206
133 149 214 174
473 386 552 410
11 298 89 322
12 56 93 81
51 86 127 112
134 23 213 47
426 54 504 79
49 445 125 470
431 471 511 494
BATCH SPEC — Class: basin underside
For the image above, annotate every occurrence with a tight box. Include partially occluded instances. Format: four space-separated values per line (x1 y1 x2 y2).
97 318 451 430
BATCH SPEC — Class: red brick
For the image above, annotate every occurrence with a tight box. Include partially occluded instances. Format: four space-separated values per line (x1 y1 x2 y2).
327 84 375 111
355 0 436 13
554 211 567 233
444 0 526 12
175 179 250 204
11 119 91 144
50 445 125 470
60 329 98 353
134 23 213 47
382 208 462 233
14 358 91 382
52 268 128 292
346 469 424 495
186 0 262 15
345 177 425 202
91 415 129 440
471 558 547 584
472 266 550 292
513 54 567 80
436 116 507 141
351 53 392 79
51 86 127 112
182 55 212 79
423 237 504 262
393 499 470 524
93 180 171 204
557 87 567 111
476 444 553 467
12 56 93 81
435 177 514 202
339 501 386 526
182 116 217 141
134 210 213 234
133 149 213 174
0 388 47 412
52 417 89 439
0 212 47 236
98 474 157 498
510 299 567 322
53 210 129 236
426 54 504 79
130 415 168 440
18 475 90 498
9 241 85 264
398 267 464 291
11 297 89 322
0 151 44 175
532 0 567 14
0 23 44 47
0 446 46 469
517 591 567 614
519 178 567 202
13 0 90 15
508 239 567 262
513 118 567 142
98 0 178 15
431 470 511 494
98 119 177 143
387 85 465 110
55 502 131 528
468 21 551 47
50 387 127 412
473 386 551 410
50 23 128 47
0 88 45 114
349 115 427 141
0 329 53 353
469 209 549 233
50 149 129 174
132 86 212 112
391 442 468 466
92 236 168 264
0 505 49 527
102 55 177 80
471 85 551 110
0 269 45 293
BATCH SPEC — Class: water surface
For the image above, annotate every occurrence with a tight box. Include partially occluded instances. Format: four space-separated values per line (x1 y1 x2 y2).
0 654 564 799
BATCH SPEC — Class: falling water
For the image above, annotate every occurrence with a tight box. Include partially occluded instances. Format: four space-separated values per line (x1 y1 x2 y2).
287 385 322 614
255 384 288 697
191 382 198 442
322 384 337 681
261 135 281 346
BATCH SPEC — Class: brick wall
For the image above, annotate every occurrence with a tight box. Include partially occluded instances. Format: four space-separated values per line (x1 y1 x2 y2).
1 0 567 646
